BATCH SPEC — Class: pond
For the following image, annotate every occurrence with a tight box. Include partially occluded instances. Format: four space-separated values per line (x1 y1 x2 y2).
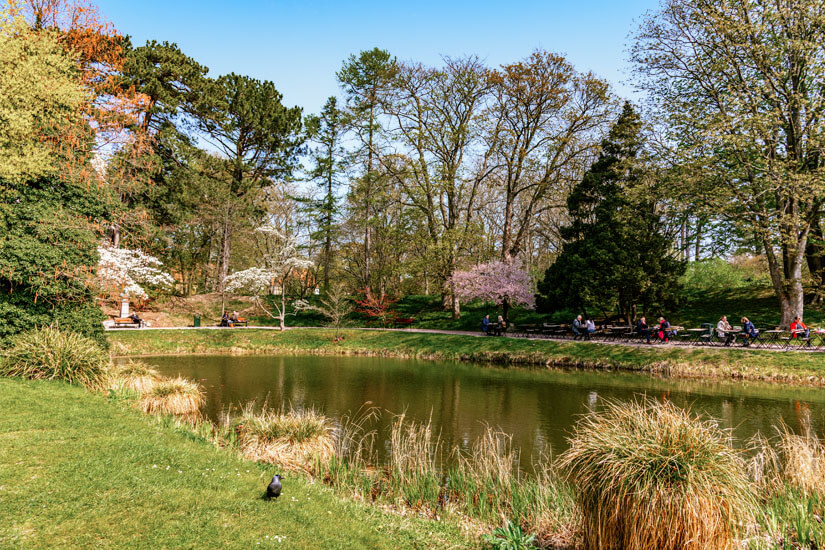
147 354 825 471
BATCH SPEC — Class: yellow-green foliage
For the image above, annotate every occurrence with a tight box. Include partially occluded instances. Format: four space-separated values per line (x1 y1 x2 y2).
1 327 109 390
0 9 85 183
560 399 753 550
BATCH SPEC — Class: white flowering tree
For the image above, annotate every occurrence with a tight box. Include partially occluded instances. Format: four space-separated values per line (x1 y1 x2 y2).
224 225 313 330
97 246 175 301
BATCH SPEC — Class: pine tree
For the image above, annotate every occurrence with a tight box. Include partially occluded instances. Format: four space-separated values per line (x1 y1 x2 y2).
537 102 684 322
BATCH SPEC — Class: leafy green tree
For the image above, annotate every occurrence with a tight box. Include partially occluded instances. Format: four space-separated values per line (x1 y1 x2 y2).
189 73 304 296
537 103 684 322
304 96 345 292
632 0 825 327
0 11 106 345
337 48 397 294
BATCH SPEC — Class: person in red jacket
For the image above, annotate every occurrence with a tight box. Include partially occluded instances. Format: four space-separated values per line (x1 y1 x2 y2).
790 316 809 339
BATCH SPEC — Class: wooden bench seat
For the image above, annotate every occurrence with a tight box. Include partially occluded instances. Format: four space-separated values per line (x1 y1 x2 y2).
112 317 141 328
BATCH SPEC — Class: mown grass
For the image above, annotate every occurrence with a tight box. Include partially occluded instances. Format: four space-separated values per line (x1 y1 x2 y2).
0 378 473 549
110 328 825 385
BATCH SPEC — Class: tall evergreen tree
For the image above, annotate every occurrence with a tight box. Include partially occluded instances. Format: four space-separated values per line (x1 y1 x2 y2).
304 97 345 292
537 102 684 322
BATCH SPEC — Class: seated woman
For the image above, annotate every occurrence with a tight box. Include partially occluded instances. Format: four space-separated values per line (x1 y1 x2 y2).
790 316 810 339
657 317 672 343
495 315 506 336
716 315 735 346
220 312 230 327
128 312 144 328
229 311 239 326
741 317 759 346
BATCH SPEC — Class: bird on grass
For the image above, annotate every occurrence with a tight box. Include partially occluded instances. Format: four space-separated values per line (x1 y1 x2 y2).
265 474 283 500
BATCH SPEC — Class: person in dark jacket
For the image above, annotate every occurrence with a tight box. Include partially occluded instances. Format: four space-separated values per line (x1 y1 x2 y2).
636 316 651 344
741 317 759 346
481 314 490 334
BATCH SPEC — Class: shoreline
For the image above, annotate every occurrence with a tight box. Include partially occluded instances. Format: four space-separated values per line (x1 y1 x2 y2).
108 327 825 388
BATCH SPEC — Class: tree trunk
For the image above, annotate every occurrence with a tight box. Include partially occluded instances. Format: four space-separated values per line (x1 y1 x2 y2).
218 215 232 293
502 298 510 324
280 292 286 331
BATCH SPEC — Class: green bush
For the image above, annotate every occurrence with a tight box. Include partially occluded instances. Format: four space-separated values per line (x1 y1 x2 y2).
482 520 537 550
0 327 109 390
559 399 753 550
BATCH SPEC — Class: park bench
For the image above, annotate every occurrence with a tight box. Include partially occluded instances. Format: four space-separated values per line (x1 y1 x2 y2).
112 317 142 328
392 317 415 327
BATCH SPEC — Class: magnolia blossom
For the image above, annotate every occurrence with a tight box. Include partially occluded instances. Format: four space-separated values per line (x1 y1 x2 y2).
224 225 314 329
450 260 535 309
97 246 175 299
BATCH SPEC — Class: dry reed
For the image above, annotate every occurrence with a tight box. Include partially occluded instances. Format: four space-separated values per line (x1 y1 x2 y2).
559 399 753 550
138 376 204 417
225 403 334 472
108 360 161 393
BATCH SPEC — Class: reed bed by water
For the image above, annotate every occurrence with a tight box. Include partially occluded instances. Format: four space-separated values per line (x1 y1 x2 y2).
223 403 335 472
559 399 753 550
1 328 110 390
138 376 204 417
107 360 161 392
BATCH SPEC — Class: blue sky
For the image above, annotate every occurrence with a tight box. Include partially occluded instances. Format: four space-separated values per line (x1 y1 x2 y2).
97 0 659 115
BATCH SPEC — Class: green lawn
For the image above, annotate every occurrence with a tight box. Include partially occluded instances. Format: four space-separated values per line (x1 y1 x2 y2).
0 379 472 549
109 327 825 385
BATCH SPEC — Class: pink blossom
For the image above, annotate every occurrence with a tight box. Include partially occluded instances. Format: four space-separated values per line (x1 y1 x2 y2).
450 260 535 309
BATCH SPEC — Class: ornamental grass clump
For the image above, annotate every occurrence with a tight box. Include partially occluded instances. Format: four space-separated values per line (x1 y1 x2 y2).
559 399 753 550
1 327 109 390
225 403 334 472
138 376 204 417
108 360 160 393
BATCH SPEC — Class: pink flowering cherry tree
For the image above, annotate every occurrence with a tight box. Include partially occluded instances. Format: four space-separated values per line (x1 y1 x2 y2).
450 260 535 323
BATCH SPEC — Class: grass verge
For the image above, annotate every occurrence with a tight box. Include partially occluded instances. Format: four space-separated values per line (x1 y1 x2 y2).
110 328 825 386
0 378 473 549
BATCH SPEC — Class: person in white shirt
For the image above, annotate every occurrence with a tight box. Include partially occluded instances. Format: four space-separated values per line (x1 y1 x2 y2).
716 315 735 346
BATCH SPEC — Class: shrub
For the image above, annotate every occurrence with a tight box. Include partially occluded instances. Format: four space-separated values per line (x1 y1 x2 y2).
108 360 161 393
0 327 109 390
559 399 753 550
482 520 537 550
224 403 334 471
138 376 204 417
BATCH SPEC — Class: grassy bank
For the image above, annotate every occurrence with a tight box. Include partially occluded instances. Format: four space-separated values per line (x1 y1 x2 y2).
0 378 472 549
110 328 825 385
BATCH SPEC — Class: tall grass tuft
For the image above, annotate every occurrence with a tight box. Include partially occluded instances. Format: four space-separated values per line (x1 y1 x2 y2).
0 327 109 390
138 376 204 418
108 360 161 393
224 403 334 472
559 399 753 550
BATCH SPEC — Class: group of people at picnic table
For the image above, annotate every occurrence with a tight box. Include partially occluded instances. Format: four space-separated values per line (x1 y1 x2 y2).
480 310 814 347
481 314 507 335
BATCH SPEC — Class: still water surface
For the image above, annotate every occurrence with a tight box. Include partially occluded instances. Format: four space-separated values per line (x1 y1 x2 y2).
148 354 825 471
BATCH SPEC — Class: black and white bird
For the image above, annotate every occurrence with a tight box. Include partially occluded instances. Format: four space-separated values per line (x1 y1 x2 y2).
265 474 283 500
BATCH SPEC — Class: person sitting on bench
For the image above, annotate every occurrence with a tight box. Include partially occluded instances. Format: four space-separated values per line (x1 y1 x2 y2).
716 315 735 346
791 315 810 339
220 312 230 327
741 317 759 346
495 315 506 336
481 314 490 334
636 316 651 344
573 315 587 340
230 311 239 326
129 312 144 328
